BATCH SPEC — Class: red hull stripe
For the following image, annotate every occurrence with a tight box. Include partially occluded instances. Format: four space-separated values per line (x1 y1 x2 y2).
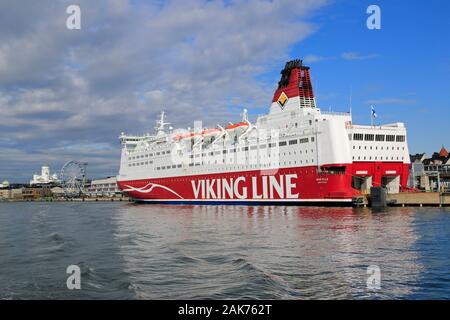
117 163 410 202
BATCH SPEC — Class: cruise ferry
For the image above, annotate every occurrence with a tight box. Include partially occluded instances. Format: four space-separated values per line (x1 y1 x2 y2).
117 59 410 204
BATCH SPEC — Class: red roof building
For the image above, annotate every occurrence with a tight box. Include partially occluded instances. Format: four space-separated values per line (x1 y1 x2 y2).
439 146 448 158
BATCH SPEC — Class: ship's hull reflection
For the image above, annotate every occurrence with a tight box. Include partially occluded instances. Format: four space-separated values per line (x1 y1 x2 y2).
115 205 421 299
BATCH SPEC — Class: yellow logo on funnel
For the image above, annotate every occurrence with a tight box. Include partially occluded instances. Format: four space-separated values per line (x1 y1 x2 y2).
277 92 288 109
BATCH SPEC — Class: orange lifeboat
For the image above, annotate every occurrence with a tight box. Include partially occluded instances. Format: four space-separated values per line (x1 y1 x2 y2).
225 121 249 134
174 131 201 141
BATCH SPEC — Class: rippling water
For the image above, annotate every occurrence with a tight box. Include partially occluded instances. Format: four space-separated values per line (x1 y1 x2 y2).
0 202 448 299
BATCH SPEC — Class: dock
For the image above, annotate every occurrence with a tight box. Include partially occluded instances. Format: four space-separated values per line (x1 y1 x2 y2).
387 192 450 207
0 196 132 203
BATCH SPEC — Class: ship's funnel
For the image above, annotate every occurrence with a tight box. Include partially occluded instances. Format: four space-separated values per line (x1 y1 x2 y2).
272 59 316 109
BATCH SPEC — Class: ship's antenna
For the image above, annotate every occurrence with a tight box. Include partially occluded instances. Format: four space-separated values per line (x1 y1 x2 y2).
155 110 171 133
242 108 248 122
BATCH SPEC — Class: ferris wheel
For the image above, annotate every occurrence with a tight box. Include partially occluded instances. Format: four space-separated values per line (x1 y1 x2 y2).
60 161 88 197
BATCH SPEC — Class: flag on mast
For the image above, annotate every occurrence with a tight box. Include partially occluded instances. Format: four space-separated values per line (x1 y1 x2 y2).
371 105 377 126
371 106 377 118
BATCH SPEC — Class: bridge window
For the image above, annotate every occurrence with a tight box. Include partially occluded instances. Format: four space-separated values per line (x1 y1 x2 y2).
299 138 309 143
353 133 364 141
396 135 405 142
364 134 374 141
386 135 395 142
375 134 385 141
289 139 298 145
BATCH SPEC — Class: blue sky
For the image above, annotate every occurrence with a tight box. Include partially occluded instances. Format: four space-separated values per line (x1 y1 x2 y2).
288 0 450 154
0 0 448 182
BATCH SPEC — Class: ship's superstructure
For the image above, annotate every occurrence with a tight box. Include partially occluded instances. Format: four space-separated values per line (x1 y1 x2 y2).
117 59 410 204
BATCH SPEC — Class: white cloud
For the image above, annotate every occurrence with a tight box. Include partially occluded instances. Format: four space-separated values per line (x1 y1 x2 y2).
341 52 379 61
304 54 327 63
0 0 328 181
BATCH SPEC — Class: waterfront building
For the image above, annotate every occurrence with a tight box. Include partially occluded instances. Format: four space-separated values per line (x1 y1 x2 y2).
0 188 11 200
30 164 60 185
423 147 450 165
0 180 10 188
87 177 121 197
50 186 65 197
409 147 450 191
22 187 52 200
1 188 26 200
410 153 427 164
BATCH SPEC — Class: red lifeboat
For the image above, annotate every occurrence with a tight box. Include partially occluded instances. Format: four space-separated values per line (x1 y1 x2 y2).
225 121 249 134
174 131 201 141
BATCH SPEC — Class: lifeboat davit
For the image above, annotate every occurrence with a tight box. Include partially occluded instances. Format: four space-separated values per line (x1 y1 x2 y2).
201 128 221 138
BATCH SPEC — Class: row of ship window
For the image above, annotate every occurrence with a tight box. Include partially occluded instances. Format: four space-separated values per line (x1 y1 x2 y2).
191 146 314 158
129 150 316 168
197 136 314 152
353 156 404 161
352 133 406 142
128 137 315 162
129 159 316 170
128 161 153 167
152 159 316 171
128 150 170 160
128 159 314 170
353 146 405 151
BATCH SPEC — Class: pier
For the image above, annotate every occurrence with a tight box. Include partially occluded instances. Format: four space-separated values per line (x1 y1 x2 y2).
353 190 450 207
387 192 450 207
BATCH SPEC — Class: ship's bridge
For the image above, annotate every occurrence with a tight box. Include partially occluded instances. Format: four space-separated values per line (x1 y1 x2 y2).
346 123 410 194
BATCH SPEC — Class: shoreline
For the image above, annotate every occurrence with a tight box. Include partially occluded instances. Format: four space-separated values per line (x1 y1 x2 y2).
0 197 131 203
1 193 450 207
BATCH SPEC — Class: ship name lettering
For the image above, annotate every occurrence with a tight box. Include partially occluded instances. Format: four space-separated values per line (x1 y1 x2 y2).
191 174 298 200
